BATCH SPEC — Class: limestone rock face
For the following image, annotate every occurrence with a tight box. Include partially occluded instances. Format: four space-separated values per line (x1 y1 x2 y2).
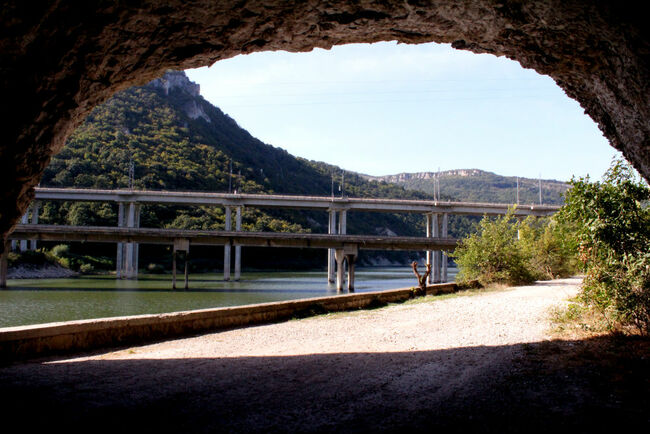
149 70 201 97
0 0 648 243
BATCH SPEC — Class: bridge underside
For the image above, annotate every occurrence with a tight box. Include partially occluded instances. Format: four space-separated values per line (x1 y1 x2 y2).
1 0 648 246
3 225 457 291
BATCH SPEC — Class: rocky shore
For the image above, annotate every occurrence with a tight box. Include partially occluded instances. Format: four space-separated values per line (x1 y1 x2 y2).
7 264 78 279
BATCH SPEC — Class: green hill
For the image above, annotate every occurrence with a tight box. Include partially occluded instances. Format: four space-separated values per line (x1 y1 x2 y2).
369 169 569 205
39 71 436 268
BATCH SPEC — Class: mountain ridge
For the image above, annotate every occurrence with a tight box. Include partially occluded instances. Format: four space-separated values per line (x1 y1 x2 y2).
366 169 569 205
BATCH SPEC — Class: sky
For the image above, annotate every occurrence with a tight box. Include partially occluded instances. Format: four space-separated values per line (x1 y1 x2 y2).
186 41 621 182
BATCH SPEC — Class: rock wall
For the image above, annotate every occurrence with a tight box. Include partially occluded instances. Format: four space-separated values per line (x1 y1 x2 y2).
1 0 648 244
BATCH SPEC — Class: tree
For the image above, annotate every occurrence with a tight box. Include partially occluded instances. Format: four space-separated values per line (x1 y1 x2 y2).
453 210 535 287
558 159 650 334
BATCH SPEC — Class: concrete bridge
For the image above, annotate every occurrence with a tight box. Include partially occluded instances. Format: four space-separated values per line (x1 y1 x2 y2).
6 188 559 289
4 224 457 291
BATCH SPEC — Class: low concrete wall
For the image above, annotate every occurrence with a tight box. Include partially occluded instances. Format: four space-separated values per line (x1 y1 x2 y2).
0 282 460 362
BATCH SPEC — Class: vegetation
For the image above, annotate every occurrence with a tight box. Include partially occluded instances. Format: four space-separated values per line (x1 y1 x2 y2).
452 210 577 287
557 160 650 335
377 169 569 205
452 159 649 336
38 71 449 269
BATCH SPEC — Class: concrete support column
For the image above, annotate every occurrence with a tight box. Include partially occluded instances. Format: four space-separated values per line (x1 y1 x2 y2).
224 206 231 281
124 202 140 279
19 211 28 252
29 201 40 250
172 239 190 290
234 206 242 281
133 204 141 277
516 216 524 240
441 213 448 283
346 253 356 292
334 248 345 292
327 209 337 283
335 245 357 292
338 210 347 235
426 213 433 284
433 214 441 283
116 203 125 279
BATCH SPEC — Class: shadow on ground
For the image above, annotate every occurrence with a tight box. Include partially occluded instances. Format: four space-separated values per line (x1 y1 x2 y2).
1 335 647 433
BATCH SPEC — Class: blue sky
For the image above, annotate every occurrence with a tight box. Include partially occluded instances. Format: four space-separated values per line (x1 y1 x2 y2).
186 42 620 182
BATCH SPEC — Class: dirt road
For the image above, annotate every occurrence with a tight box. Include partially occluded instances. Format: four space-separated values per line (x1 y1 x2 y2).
1 277 647 433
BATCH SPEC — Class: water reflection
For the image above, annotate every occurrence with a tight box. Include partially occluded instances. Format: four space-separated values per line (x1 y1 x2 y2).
0 267 457 327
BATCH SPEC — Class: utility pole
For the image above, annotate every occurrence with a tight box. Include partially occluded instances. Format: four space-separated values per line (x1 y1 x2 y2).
538 174 542 205
331 173 334 199
340 172 345 198
436 167 441 201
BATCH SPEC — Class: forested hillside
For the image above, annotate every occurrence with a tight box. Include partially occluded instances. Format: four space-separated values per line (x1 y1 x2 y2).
371 169 569 205
39 71 446 268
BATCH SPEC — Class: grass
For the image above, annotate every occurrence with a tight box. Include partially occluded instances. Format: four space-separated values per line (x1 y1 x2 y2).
548 297 638 338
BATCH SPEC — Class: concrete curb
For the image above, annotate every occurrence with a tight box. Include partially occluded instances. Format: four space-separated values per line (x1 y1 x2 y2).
0 282 460 362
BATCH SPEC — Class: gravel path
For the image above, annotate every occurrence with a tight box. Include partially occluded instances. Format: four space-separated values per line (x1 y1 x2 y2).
83 277 579 360
6 277 633 433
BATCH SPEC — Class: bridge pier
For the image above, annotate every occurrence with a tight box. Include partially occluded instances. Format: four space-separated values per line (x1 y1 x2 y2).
19 212 29 252
14 202 41 252
334 244 357 292
234 206 242 281
29 201 40 251
426 213 449 284
224 206 231 281
117 202 140 279
224 206 243 281
328 208 347 284
172 239 190 290
327 209 337 283
441 213 448 283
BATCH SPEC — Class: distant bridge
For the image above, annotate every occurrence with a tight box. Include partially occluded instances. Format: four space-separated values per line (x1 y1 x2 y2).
3 188 560 290
32 188 559 216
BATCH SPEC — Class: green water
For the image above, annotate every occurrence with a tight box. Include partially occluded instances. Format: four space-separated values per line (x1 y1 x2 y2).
0 267 457 327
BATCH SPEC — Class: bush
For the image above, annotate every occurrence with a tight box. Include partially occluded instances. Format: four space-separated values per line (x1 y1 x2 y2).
519 217 578 280
558 159 650 334
50 244 70 258
453 211 535 287
453 209 578 287
79 263 94 273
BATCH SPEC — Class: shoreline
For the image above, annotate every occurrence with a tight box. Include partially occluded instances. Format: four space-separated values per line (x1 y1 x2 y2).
7 264 78 279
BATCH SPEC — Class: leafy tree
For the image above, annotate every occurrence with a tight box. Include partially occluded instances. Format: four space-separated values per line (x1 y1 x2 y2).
557 159 650 334
453 210 536 286
518 216 578 280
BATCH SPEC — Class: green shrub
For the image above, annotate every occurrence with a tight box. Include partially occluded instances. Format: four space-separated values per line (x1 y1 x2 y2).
79 263 94 273
453 208 579 288
50 244 70 258
453 211 535 287
519 217 578 280
558 159 650 334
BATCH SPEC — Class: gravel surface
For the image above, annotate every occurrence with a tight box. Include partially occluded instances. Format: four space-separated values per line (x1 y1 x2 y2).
4 277 645 433
82 277 579 360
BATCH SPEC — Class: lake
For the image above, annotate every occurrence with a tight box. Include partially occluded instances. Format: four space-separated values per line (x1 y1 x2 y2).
0 267 457 327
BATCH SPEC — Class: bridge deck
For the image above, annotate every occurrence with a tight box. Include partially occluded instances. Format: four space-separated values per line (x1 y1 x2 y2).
9 225 458 251
33 188 559 216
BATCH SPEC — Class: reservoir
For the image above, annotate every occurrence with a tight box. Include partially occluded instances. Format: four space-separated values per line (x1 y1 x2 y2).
0 266 457 328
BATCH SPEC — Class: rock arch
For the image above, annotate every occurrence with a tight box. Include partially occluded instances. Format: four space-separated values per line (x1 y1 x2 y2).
1 0 648 242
